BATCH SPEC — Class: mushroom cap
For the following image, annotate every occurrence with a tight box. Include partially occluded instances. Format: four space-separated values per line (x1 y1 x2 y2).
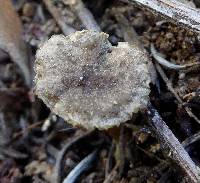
35 30 150 130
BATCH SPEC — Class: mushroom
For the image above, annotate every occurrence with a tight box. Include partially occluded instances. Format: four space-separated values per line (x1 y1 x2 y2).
34 30 151 130
35 30 200 183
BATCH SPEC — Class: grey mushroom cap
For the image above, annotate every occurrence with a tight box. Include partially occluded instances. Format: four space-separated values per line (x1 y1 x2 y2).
34 30 151 130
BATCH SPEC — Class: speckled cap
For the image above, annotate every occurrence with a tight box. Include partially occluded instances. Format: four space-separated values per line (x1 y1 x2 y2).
35 30 151 130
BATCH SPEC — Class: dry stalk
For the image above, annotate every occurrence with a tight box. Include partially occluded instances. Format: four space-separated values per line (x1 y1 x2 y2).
62 150 97 183
150 44 200 70
154 63 200 125
71 0 101 31
123 0 200 33
147 103 199 183
182 131 200 148
53 131 93 183
43 0 76 35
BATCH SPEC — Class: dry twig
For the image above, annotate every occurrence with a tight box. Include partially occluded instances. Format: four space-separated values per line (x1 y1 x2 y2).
150 44 200 70
43 0 76 35
62 150 97 183
136 145 167 164
118 126 125 177
124 0 200 33
103 165 118 183
147 103 199 183
53 131 93 183
154 63 200 125
114 13 141 47
0 147 28 159
182 131 200 148
12 121 43 140
105 140 115 177
71 0 101 31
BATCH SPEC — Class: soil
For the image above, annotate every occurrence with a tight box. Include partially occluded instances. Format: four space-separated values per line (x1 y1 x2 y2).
0 0 200 182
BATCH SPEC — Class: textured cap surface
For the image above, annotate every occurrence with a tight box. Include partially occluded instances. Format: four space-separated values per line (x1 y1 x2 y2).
35 30 150 130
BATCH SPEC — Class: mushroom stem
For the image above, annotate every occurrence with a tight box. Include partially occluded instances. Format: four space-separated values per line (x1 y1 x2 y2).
106 126 125 177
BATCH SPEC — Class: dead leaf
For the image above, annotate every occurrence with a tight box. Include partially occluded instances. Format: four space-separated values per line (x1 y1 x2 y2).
25 160 53 182
0 0 32 87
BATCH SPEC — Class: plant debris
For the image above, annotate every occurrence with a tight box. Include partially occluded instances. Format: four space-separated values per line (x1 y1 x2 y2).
1 0 200 182
0 0 31 87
